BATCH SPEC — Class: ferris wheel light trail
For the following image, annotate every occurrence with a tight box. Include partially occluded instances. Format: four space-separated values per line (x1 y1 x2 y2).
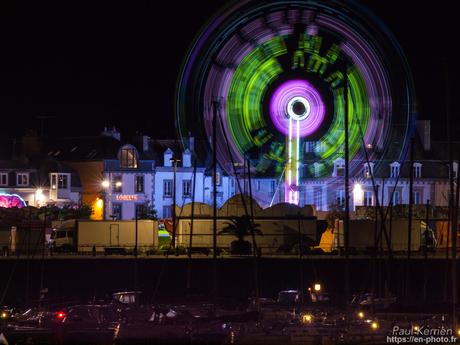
176 0 416 207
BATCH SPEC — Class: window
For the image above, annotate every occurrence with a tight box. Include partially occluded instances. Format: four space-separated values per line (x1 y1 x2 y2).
51 175 57 189
112 203 122 220
135 204 144 217
0 173 7 186
336 166 344 177
314 187 322 211
413 191 421 205
113 176 122 193
256 180 261 192
392 191 400 205
163 205 172 218
58 174 68 189
163 179 172 197
364 191 373 206
270 180 276 194
120 147 138 168
313 163 321 178
413 163 422 178
183 180 192 198
135 176 144 193
214 172 221 186
334 159 345 177
336 190 345 208
363 163 373 179
17 173 29 186
390 163 400 178
305 141 316 153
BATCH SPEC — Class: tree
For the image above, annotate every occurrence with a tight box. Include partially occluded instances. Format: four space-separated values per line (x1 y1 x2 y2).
219 215 262 242
219 215 262 255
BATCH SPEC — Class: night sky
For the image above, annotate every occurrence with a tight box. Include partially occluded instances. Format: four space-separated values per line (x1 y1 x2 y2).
0 0 457 142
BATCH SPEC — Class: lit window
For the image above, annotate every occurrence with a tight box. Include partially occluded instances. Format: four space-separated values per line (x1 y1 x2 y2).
413 191 421 205
51 175 57 189
363 163 373 179
183 180 192 198
0 173 7 186
163 180 172 197
120 147 138 169
113 176 122 193
17 173 29 186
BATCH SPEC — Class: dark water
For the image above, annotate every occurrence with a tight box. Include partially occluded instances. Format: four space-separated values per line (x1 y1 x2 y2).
0 257 456 311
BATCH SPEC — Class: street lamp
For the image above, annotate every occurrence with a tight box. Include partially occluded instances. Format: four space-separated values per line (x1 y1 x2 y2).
35 188 45 207
101 179 111 220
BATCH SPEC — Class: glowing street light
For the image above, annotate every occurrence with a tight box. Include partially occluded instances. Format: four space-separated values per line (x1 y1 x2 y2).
353 182 364 209
314 283 321 292
101 180 110 188
115 181 122 188
301 313 313 324
35 188 46 206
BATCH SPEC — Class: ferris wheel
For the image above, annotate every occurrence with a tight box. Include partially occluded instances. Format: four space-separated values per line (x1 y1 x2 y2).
176 0 415 205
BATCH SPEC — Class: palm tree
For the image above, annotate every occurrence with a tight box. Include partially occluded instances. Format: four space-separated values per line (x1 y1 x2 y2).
219 215 262 254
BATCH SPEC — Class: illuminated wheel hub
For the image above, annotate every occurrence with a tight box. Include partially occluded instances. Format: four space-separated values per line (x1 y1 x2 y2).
288 97 310 120
270 79 325 137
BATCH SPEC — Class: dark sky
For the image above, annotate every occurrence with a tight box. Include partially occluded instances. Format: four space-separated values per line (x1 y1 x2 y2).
0 0 457 142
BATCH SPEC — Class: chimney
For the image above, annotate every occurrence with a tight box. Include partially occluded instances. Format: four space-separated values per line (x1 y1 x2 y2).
189 135 195 154
142 136 150 152
416 120 431 151
101 126 121 141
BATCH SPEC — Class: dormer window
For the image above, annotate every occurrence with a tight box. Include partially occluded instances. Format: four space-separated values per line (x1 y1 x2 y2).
413 163 422 178
119 145 138 169
390 162 400 178
333 158 345 177
363 162 374 179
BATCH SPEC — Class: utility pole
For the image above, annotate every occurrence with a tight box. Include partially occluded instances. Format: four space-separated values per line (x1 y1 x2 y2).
134 207 139 290
171 157 180 248
343 64 350 314
406 137 414 303
212 100 219 310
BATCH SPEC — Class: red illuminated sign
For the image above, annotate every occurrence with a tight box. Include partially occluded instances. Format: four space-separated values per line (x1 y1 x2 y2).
115 195 139 201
